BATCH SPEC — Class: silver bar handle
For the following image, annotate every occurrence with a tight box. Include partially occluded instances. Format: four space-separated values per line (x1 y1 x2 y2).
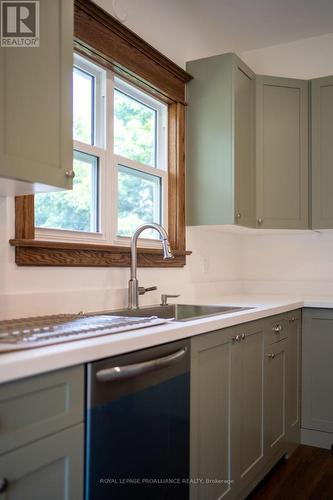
96 347 187 382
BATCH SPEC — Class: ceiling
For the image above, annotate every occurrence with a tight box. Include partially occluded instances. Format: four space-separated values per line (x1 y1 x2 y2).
94 0 333 67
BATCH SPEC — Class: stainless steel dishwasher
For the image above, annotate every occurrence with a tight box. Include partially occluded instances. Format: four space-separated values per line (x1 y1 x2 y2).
85 339 190 500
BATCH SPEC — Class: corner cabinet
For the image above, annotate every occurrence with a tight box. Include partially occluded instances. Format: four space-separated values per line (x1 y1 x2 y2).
0 366 84 499
190 309 301 500
256 76 309 229
0 0 73 196
302 308 333 449
186 53 256 227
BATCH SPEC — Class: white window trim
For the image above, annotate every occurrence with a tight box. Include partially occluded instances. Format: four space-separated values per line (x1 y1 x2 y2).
36 55 168 250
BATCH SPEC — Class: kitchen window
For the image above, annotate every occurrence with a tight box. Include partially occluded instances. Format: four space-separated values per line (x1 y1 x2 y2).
34 55 168 248
12 0 192 267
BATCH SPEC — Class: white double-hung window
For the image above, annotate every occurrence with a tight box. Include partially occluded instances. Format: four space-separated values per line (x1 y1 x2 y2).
35 54 168 246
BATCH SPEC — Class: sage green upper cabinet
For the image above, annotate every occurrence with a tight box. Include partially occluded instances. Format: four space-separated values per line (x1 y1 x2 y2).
311 76 333 228
256 76 309 229
0 0 73 196
186 53 256 227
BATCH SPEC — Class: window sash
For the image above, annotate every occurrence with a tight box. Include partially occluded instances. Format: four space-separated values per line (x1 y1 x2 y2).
36 57 168 249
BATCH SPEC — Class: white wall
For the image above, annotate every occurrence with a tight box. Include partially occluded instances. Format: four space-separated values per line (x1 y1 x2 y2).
241 32 333 79
241 230 333 298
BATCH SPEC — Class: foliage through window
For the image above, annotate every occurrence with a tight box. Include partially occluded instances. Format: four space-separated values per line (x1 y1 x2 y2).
35 54 168 245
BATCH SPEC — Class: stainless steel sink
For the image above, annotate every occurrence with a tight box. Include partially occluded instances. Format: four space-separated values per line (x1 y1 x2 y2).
109 304 252 322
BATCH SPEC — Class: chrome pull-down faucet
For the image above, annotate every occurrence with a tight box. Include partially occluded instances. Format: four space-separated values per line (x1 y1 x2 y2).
128 223 174 309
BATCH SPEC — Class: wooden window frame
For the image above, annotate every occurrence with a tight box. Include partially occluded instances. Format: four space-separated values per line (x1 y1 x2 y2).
11 0 192 267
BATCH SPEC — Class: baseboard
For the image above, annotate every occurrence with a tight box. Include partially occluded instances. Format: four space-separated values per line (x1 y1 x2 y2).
301 428 333 450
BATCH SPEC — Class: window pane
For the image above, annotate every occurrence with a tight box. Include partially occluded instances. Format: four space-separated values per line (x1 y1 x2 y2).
35 151 99 232
73 67 94 144
117 165 161 239
114 90 156 167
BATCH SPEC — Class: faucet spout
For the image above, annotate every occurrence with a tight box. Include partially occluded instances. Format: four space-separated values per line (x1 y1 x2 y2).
128 223 174 309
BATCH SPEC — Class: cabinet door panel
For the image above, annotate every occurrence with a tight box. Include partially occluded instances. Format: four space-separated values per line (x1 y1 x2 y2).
234 60 256 228
311 76 333 228
256 76 308 229
231 323 264 494
191 331 232 500
302 309 333 433
0 0 73 193
0 424 83 500
286 313 301 441
265 342 287 457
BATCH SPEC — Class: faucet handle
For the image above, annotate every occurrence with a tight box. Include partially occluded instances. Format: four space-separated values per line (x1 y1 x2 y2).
138 286 157 296
161 293 180 306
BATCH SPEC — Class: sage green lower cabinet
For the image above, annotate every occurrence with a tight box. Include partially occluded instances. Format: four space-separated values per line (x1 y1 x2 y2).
0 424 84 500
286 312 301 447
190 330 232 500
0 366 84 499
230 322 265 498
264 339 287 460
190 310 301 500
302 308 333 449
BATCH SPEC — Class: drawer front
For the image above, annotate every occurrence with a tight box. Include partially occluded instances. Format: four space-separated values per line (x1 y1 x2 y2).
0 424 84 500
0 365 84 455
266 317 288 345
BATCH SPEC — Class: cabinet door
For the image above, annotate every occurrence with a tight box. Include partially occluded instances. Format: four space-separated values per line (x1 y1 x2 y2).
0 0 73 194
191 330 232 500
302 309 333 433
286 312 301 444
231 322 265 495
234 58 256 228
264 341 287 459
256 76 308 229
311 76 333 228
0 424 83 500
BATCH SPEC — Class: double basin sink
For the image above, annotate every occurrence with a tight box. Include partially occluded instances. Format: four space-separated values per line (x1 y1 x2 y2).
112 303 252 322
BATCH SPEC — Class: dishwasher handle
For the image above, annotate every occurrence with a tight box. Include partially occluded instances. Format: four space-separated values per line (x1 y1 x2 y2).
96 347 188 383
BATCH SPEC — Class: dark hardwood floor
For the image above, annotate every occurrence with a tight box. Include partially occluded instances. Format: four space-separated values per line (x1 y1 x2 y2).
247 445 333 500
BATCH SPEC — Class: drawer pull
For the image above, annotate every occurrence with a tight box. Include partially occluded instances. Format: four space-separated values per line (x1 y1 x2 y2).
241 333 246 340
289 317 296 323
232 335 241 342
273 324 282 333
0 478 9 493
268 353 276 359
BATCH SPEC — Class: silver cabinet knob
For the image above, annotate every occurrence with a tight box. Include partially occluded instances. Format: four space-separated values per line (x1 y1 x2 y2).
232 334 241 342
65 170 75 178
272 324 282 334
257 218 263 225
236 212 242 220
241 333 246 340
268 353 276 359
289 317 296 323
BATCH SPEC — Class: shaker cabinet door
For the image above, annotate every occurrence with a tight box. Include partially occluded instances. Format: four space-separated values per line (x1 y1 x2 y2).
234 59 256 228
264 340 287 459
191 330 233 500
256 76 308 229
311 76 333 228
0 424 84 500
230 322 265 497
0 0 73 195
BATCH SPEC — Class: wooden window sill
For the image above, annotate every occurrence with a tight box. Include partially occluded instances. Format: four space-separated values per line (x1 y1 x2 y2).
9 239 191 267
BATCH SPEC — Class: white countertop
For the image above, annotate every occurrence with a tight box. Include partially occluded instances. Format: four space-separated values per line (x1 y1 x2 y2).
0 295 309 384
